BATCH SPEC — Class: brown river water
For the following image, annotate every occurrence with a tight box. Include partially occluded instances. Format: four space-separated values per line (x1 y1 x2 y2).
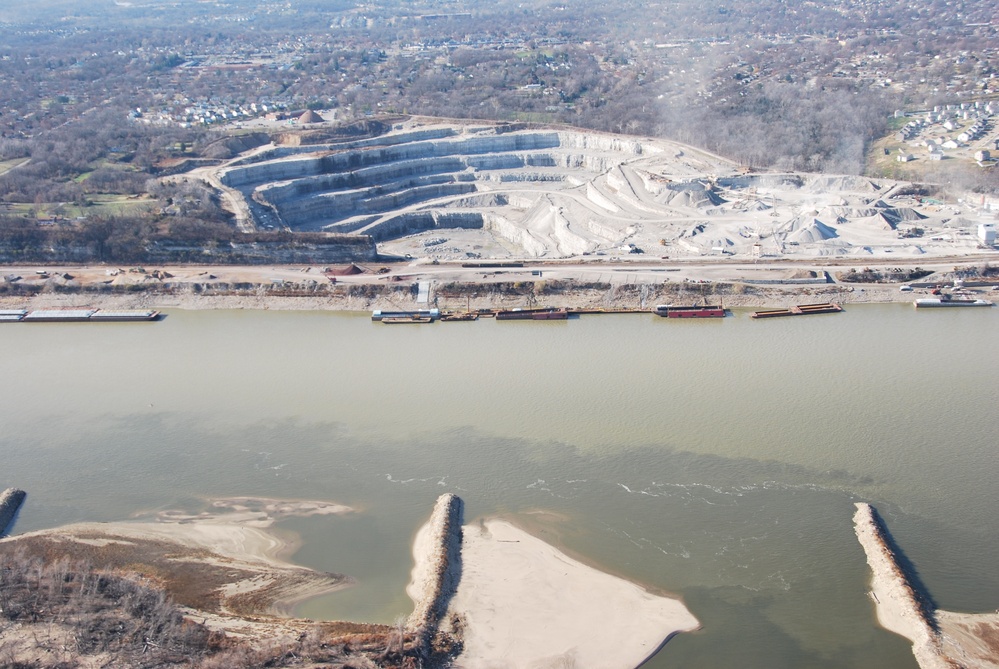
2 303 997 668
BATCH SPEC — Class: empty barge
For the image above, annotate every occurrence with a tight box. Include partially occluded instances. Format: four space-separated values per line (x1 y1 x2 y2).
371 309 439 322
495 307 569 320
654 305 726 318
752 303 842 319
17 309 160 323
914 297 994 308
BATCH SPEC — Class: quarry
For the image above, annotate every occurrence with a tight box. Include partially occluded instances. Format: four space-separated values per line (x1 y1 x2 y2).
198 119 998 262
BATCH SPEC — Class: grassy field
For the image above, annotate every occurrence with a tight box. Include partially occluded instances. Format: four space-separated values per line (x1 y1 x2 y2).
0 157 30 176
0 194 157 219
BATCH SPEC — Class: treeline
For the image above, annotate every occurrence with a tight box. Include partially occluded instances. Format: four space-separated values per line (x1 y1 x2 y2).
1 0 995 183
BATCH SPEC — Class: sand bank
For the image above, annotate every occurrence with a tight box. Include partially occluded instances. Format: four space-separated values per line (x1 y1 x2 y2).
442 519 699 669
936 610 999 669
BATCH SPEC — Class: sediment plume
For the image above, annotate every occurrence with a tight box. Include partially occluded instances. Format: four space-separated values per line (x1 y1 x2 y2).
406 493 464 662
0 488 25 536
853 502 955 669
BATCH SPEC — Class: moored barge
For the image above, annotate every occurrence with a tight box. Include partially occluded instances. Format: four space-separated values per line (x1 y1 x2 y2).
372 309 439 322
87 309 161 322
14 308 160 323
654 304 725 318
495 307 568 320
380 315 434 324
752 303 842 319
914 297 994 308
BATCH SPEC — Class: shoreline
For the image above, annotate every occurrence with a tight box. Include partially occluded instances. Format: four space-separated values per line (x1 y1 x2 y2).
2 258 995 314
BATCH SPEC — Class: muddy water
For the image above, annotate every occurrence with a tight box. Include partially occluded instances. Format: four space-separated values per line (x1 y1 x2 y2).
2 304 997 668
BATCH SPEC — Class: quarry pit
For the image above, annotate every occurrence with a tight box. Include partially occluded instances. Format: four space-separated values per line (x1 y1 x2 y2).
202 119 997 262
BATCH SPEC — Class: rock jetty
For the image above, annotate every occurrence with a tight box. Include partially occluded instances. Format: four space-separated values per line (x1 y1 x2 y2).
407 493 464 663
853 502 955 669
0 488 25 536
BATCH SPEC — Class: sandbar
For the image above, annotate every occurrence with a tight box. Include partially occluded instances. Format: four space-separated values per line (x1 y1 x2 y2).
445 519 699 669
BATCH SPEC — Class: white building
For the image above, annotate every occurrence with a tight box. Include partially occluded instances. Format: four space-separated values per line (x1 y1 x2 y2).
978 223 996 245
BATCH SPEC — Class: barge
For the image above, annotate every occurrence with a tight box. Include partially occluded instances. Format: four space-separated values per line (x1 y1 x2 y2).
11 309 160 323
796 302 844 315
21 309 96 322
87 309 161 322
371 309 439 322
495 307 568 321
381 315 434 324
654 304 725 318
752 303 842 319
914 297 994 308
440 312 479 322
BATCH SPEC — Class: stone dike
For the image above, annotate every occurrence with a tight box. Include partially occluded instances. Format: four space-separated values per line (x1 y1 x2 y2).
407 493 464 663
0 488 26 536
853 503 954 669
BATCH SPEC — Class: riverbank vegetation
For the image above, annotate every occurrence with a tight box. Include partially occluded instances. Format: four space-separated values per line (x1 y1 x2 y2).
0 542 418 669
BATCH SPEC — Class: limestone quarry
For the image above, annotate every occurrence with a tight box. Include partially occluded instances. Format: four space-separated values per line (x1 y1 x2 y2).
202 119 998 262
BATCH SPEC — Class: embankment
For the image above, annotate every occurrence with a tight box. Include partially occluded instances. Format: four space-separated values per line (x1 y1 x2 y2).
0 488 25 536
853 502 954 669
406 493 464 662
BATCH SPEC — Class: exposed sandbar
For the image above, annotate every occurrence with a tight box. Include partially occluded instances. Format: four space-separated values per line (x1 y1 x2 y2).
435 518 699 669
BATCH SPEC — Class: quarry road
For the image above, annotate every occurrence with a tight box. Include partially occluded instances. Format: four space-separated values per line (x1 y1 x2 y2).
1 255 994 292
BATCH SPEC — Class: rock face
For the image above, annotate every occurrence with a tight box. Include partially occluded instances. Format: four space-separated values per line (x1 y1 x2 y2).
213 122 729 257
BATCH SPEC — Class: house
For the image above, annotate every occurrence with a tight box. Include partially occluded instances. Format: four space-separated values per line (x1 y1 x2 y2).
974 150 991 162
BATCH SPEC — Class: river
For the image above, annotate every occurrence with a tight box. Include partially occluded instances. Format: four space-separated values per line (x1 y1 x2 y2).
2 304 997 668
